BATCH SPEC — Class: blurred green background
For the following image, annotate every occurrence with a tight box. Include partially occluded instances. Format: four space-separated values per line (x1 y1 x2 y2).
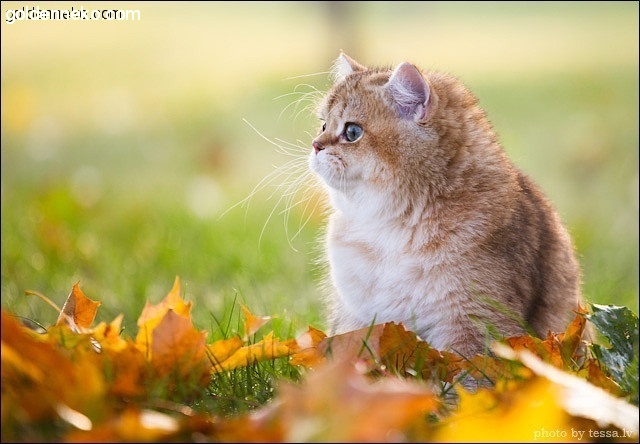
1 1 638 337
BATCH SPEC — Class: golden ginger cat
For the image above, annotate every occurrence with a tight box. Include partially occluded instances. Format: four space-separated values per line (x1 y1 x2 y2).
309 53 582 358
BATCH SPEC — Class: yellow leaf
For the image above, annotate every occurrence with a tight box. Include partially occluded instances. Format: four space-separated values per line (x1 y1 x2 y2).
241 304 272 339
150 310 209 387
91 314 127 352
207 335 244 366
504 334 564 369
102 341 150 398
557 305 589 366
135 276 193 354
212 332 293 373
65 407 179 443
1 311 105 423
267 360 438 442
577 359 623 396
56 282 101 331
494 343 640 437
287 326 327 368
434 378 570 443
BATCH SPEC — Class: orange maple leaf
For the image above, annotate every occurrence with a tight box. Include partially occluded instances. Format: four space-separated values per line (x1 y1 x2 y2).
258 360 439 442
241 304 272 340
211 331 293 373
207 335 244 366
56 282 101 331
135 276 193 355
150 309 209 382
287 326 327 368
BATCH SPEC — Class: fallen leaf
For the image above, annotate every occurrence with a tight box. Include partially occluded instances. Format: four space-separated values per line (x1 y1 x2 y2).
150 309 210 389
434 377 570 443
1 311 106 424
135 276 192 356
65 406 179 443
241 304 272 339
207 335 245 366
211 332 293 373
287 326 327 368
557 305 589 366
56 282 101 331
494 342 639 437
91 314 127 352
261 360 439 442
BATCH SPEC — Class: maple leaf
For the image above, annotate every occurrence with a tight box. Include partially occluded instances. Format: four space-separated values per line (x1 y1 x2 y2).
241 304 272 339
101 340 151 398
557 303 589 366
150 309 210 388
211 331 293 373
505 332 565 369
91 313 128 352
56 282 101 331
433 377 570 442
135 276 192 354
287 326 327 368
243 360 439 442
493 343 639 439
207 335 245 366
311 322 465 384
1 311 106 425
65 406 180 443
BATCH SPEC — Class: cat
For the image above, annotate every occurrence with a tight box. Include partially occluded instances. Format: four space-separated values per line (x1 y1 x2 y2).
309 52 582 359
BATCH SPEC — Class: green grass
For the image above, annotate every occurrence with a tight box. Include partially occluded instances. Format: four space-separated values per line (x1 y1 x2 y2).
1 1 638 415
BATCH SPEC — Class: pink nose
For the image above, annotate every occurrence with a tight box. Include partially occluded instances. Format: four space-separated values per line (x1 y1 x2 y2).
313 140 324 154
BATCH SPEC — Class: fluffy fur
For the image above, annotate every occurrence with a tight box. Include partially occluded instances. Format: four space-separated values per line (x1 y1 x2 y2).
309 53 582 358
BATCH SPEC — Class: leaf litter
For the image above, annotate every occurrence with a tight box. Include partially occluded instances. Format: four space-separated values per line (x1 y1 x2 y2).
2 277 638 442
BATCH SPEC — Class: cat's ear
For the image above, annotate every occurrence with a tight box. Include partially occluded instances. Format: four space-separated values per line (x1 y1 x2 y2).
385 62 431 122
331 52 366 83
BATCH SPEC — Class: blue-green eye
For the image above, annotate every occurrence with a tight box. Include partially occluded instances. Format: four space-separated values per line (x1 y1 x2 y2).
344 123 363 142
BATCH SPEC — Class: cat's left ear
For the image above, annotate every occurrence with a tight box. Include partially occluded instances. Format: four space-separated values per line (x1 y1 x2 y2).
331 52 366 83
385 62 431 122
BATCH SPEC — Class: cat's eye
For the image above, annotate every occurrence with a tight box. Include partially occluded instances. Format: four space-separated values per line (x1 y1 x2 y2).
344 123 363 142
321 122 326 132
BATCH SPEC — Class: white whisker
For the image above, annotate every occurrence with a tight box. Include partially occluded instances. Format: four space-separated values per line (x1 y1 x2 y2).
284 71 330 81
220 108 325 250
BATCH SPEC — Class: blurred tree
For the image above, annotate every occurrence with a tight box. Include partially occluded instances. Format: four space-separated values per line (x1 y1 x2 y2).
321 1 362 63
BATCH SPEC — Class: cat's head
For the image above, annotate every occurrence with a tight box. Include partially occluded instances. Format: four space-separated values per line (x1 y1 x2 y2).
310 52 487 204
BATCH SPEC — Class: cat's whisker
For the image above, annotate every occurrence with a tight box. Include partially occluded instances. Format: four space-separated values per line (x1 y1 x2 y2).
218 153 305 221
284 71 330 81
275 86 324 122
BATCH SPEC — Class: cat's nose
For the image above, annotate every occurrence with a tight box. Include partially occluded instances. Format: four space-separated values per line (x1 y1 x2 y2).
312 140 324 154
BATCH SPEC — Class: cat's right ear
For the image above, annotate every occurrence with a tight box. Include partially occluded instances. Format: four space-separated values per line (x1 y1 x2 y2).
331 52 366 83
385 62 431 123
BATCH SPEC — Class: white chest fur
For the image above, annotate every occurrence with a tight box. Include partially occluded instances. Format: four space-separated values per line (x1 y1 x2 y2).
327 209 461 347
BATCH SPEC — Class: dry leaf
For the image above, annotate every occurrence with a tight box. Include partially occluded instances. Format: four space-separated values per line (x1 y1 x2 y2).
135 276 192 356
56 282 101 331
207 335 245 366
494 343 639 437
1 311 105 423
211 332 293 373
91 314 127 352
287 326 327 368
261 360 438 442
150 309 210 388
241 304 272 339
434 377 570 442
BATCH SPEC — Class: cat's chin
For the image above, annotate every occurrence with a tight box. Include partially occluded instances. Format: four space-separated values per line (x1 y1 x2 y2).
309 152 346 190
